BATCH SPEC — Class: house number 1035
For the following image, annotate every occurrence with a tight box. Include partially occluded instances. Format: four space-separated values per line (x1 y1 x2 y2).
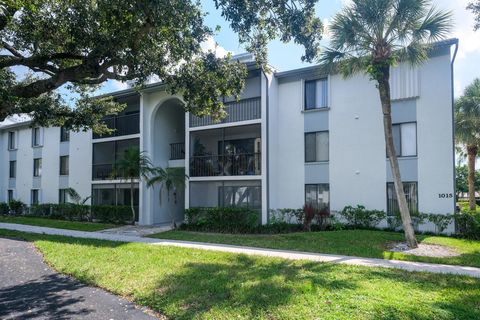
438 193 453 199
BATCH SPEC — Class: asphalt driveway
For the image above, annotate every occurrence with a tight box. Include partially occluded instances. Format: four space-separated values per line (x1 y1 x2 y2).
0 237 159 320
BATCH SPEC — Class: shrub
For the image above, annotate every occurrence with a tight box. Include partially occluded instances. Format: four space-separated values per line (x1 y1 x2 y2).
426 214 454 234
91 205 131 224
269 208 303 224
8 200 26 215
28 203 91 221
339 205 386 228
0 202 9 215
184 207 259 233
386 211 428 231
455 211 480 240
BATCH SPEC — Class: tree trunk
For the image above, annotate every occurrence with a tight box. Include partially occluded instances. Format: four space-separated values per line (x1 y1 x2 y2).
130 179 136 225
377 66 418 248
467 145 478 211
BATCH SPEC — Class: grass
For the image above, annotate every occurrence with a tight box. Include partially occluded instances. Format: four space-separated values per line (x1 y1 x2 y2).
0 215 116 231
1 229 479 320
151 229 480 268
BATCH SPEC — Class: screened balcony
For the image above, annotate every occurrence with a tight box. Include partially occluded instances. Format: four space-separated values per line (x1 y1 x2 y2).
189 124 261 177
93 94 140 139
189 97 261 127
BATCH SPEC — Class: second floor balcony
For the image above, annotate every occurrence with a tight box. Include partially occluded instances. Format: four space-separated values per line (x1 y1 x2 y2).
189 97 261 128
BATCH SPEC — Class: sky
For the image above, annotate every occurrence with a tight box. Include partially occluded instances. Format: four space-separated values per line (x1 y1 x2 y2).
98 0 480 98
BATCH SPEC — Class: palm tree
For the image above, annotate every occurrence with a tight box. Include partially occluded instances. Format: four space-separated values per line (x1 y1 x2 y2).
147 167 188 228
65 188 91 205
455 79 480 211
113 147 154 224
320 0 452 248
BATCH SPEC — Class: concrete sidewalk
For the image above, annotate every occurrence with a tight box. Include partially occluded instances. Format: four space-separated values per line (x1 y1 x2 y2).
1 222 480 278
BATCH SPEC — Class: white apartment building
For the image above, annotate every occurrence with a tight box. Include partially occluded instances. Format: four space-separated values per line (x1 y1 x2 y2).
0 39 458 231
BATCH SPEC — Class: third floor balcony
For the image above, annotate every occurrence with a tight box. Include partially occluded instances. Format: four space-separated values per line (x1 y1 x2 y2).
189 97 261 128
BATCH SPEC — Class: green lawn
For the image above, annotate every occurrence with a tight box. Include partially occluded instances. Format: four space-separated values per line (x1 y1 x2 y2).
0 215 116 231
0 229 479 320
151 230 480 268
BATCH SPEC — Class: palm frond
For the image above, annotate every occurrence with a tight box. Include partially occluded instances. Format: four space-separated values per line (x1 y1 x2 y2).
319 0 452 77
413 5 453 43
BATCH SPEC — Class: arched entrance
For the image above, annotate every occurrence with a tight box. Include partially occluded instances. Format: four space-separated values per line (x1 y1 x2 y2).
150 98 186 225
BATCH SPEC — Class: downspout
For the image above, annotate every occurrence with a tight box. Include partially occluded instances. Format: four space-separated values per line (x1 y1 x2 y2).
450 40 459 219
262 69 270 223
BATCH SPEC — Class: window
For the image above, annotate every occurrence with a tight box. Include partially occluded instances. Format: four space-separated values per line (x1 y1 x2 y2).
305 78 328 110
8 190 14 203
305 184 330 211
33 158 42 177
391 122 417 157
218 186 261 209
60 127 70 142
9 161 16 178
8 131 16 150
32 127 42 147
31 189 39 205
386 182 418 215
305 131 329 162
60 156 69 175
59 189 68 204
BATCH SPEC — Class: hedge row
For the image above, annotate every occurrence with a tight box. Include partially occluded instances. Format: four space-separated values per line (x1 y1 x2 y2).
184 207 259 233
0 202 132 224
183 205 480 239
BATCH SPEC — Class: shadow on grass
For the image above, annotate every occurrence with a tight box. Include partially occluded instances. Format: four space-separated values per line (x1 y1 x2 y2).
143 255 359 319
2 230 480 319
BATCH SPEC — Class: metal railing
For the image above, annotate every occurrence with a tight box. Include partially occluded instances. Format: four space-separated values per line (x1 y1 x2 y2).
170 142 185 160
93 113 140 139
189 153 261 177
92 164 114 180
189 97 261 127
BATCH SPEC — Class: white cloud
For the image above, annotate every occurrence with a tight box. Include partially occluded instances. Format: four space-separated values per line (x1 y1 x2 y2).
437 0 480 60
109 80 130 91
200 35 231 57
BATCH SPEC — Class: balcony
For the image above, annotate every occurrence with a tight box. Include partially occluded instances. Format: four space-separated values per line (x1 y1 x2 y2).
93 113 140 139
190 153 261 177
189 97 261 128
170 142 185 160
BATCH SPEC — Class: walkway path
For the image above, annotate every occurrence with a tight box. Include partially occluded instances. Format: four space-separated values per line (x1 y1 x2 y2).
0 237 160 320
1 222 480 278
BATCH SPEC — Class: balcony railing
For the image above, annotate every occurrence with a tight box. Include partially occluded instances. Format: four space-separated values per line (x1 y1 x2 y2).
190 153 261 177
93 113 140 139
189 97 261 128
170 142 185 160
92 164 114 180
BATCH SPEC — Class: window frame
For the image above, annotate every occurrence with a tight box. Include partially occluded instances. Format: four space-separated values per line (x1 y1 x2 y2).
305 131 329 163
9 160 16 178
386 181 418 216
31 189 39 205
390 122 417 158
60 127 70 142
305 184 330 211
7 131 16 150
32 127 42 147
59 155 69 176
33 158 42 177
304 78 329 110
59 189 68 204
